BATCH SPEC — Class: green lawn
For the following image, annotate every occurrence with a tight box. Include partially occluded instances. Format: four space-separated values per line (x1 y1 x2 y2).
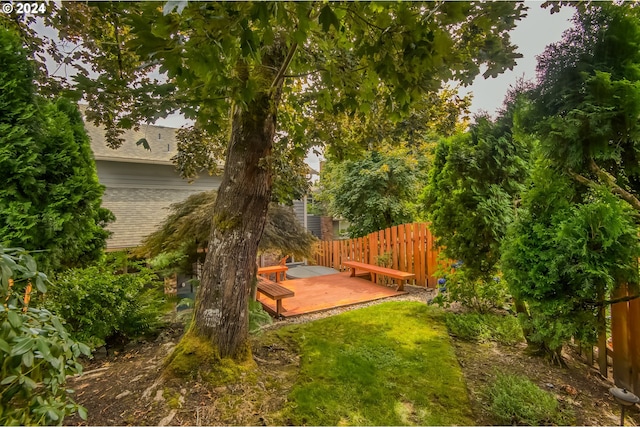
274 301 473 426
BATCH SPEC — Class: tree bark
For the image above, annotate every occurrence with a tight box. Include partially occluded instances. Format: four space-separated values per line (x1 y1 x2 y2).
192 53 285 359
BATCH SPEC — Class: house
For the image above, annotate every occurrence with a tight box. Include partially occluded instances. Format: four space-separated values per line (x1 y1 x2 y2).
85 119 222 250
84 115 314 250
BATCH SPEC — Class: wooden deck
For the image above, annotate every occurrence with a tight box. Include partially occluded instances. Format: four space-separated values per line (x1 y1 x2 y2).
256 272 405 317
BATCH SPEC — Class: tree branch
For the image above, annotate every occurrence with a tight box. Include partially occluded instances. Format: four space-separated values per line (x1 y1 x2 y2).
587 293 640 307
270 42 298 90
567 159 640 211
587 158 640 211
343 6 386 31
283 68 328 78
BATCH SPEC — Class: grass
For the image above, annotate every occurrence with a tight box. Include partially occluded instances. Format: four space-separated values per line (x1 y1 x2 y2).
445 311 524 345
487 373 573 425
273 301 473 426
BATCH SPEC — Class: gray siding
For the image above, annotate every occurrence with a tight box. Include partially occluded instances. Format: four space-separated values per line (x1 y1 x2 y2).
96 160 221 249
307 215 322 238
292 199 305 227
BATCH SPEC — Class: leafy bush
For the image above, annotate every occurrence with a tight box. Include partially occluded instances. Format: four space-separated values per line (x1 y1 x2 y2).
249 300 272 333
0 246 90 425
487 373 570 425
432 265 510 313
445 312 523 346
503 171 640 357
46 260 167 349
422 107 531 312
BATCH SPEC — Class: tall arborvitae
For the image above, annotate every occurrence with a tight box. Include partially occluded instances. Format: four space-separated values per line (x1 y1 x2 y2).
0 26 113 273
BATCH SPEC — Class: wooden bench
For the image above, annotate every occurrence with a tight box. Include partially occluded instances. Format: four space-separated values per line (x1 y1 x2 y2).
257 256 288 282
342 260 415 292
256 276 294 316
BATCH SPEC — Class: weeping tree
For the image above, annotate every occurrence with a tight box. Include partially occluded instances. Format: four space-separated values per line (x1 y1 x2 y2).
33 1 526 359
134 190 318 274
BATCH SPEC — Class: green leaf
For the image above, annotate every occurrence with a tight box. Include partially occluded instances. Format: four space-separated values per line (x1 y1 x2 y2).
77 342 91 356
135 138 151 151
35 274 47 293
0 375 17 385
46 408 59 421
0 264 11 285
36 337 51 357
318 5 340 33
77 405 88 420
7 310 22 328
1 254 17 268
11 337 35 356
51 316 66 334
0 338 9 353
22 350 34 368
162 0 188 15
24 255 36 273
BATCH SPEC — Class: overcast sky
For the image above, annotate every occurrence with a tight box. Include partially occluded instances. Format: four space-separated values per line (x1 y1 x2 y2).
458 1 574 117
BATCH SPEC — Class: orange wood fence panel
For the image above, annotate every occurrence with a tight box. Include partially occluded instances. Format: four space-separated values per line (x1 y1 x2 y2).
314 223 441 287
413 224 422 286
611 283 640 394
406 224 414 277
398 225 406 274
629 296 640 394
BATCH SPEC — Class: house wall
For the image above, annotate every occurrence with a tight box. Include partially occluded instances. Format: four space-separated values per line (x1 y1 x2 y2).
88 117 312 250
96 160 221 249
292 199 305 227
306 215 322 238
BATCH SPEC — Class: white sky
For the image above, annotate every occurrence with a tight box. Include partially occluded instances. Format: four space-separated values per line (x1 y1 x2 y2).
458 1 574 117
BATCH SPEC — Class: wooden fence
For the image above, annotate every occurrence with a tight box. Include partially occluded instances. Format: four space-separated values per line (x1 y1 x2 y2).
611 284 640 394
314 223 442 287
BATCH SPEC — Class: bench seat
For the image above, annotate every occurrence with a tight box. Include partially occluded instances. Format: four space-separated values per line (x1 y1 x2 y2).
256 276 294 316
342 260 415 291
257 265 288 282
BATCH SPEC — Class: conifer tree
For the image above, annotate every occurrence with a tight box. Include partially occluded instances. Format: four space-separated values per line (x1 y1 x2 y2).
0 26 113 273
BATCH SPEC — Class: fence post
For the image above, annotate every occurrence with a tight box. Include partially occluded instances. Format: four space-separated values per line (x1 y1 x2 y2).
630 296 640 394
612 284 632 390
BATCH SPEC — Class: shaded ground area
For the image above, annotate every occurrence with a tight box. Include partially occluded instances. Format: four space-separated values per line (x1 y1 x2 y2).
64 289 640 426
454 339 640 426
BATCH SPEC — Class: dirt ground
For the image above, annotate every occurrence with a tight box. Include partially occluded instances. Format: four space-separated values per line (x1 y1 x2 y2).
64 290 640 426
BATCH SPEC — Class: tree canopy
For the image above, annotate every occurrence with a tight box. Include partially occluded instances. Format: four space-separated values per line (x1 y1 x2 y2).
318 148 422 238
534 3 640 208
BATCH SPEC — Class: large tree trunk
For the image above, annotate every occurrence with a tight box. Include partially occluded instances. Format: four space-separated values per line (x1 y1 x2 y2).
193 57 284 358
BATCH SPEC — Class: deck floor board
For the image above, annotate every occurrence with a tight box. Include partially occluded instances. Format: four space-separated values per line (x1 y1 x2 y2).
256 272 405 317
